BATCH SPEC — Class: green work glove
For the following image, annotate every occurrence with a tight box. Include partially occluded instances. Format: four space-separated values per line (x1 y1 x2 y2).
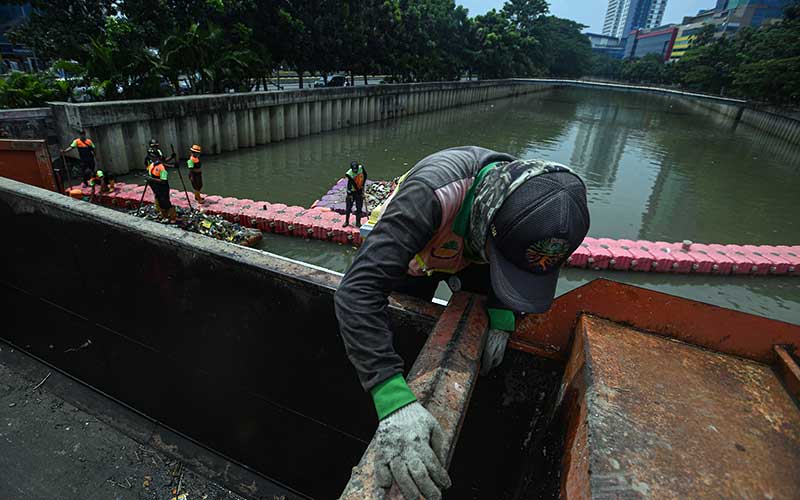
480 329 510 375
374 402 452 500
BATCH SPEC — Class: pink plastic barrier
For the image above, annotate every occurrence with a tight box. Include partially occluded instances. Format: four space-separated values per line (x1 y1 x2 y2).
73 183 800 271
614 239 655 272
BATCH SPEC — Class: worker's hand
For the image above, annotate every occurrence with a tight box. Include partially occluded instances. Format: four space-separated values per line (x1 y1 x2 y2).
480 329 510 375
374 402 451 500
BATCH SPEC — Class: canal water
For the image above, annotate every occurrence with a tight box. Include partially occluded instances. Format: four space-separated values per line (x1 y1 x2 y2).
193 87 800 324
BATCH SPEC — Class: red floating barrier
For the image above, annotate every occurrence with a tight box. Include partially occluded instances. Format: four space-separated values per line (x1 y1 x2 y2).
674 240 716 274
234 199 256 226
690 243 734 275
567 242 590 268
272 205 304 234
262 203 287 232
741 245 789 275
292 210 314 238
582 238 613 270
656 242 698 274
615 239 655 272
595 237 634 271
71 183 800 272
772 246 800 275
204 194 223 206
726 245 772 275
705 244 751 275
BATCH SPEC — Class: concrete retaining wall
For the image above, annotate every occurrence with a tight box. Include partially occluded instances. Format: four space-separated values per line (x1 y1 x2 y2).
3 78 797 176
0 176 442 498
0 107 61 162
47 80 538 174
516 78 800 147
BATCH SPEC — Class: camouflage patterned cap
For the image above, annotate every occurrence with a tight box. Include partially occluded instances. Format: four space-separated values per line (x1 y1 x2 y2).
468 159 589 313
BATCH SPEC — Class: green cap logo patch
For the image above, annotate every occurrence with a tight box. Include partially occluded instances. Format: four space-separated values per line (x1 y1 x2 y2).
526 238 569 272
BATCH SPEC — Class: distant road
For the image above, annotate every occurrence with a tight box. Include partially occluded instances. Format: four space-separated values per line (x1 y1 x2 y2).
262 78 385 91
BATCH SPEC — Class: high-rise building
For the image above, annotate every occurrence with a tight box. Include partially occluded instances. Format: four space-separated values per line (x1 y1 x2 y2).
603 0 669 39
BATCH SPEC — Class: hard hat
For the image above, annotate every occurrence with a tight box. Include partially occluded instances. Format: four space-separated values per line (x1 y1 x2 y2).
149 139 159 147
190 144 202 153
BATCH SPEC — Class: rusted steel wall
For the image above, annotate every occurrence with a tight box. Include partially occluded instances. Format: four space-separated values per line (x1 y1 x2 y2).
0 176 442 498
560 315 800 499
511 279 800 364
341 292 488 499
0 139 58 191
775 345 800 404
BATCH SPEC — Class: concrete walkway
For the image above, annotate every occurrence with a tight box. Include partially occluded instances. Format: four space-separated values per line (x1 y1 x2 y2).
0 341 300 500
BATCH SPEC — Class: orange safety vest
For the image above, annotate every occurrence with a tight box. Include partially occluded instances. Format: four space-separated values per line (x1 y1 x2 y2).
148 162 166 181
347 165 365 191
188 155 201 169
74 138 93 148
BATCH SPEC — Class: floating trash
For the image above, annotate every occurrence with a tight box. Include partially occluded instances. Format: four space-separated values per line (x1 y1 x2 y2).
129 205 262 247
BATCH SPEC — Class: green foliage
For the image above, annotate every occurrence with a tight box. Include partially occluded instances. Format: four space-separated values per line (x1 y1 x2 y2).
0 71 71 108
536 16 591 78
593 11 800 105
7 0 594 101
590 54 623 80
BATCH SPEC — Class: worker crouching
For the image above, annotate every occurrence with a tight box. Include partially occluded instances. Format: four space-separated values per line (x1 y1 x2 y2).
187 144 203 203
88 168 115 197
147 159 177 223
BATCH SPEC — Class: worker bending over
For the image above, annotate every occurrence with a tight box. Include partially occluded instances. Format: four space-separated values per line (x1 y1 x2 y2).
343 160 367 227
187 144 204 203
62 130 96 187
147 158 177 223
334 146 589 499
88 168 115 196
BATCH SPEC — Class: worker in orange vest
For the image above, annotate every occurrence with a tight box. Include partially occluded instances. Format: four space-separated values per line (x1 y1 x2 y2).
147 158 177 223
186 144 204 203
343 161 367 227
62 130 96 187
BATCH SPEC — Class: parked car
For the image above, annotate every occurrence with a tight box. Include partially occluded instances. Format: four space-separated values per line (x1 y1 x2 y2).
313 75 350 88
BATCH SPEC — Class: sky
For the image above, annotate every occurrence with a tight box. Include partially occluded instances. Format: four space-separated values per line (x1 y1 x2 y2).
457 0 717 33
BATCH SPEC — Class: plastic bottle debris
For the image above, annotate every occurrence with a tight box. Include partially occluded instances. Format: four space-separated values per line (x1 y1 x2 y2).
129 205 262 247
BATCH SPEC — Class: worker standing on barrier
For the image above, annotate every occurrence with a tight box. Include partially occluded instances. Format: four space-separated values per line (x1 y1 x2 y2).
147 158 177 223
187 144 204 203
343 160 367 227
334 146 589 499
62 130 96 187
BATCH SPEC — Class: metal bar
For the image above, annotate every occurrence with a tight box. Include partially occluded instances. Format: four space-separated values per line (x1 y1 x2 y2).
775 345 800 405
509 278 800 364
340 292 488 499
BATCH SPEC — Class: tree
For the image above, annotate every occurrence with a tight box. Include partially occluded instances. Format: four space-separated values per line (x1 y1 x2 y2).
8 0 117 63
590 53 623 80
536 16 591 77
0 70 71 108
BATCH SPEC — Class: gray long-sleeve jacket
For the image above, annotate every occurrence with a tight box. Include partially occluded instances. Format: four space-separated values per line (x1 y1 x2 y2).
333 146 515 392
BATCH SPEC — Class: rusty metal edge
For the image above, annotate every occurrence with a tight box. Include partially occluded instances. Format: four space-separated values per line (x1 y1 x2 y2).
339 292 488 499
510 278 800 365
774 345 800 406
0 138 58 192
558 315 592 500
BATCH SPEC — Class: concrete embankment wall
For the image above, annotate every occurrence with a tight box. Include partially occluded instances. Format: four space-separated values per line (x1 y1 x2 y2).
517 79 800 147
0 176 441 498
3 78 797 175
46 80 540 174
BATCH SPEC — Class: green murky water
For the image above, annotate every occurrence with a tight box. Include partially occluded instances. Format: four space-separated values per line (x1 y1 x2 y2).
152 88 800 324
